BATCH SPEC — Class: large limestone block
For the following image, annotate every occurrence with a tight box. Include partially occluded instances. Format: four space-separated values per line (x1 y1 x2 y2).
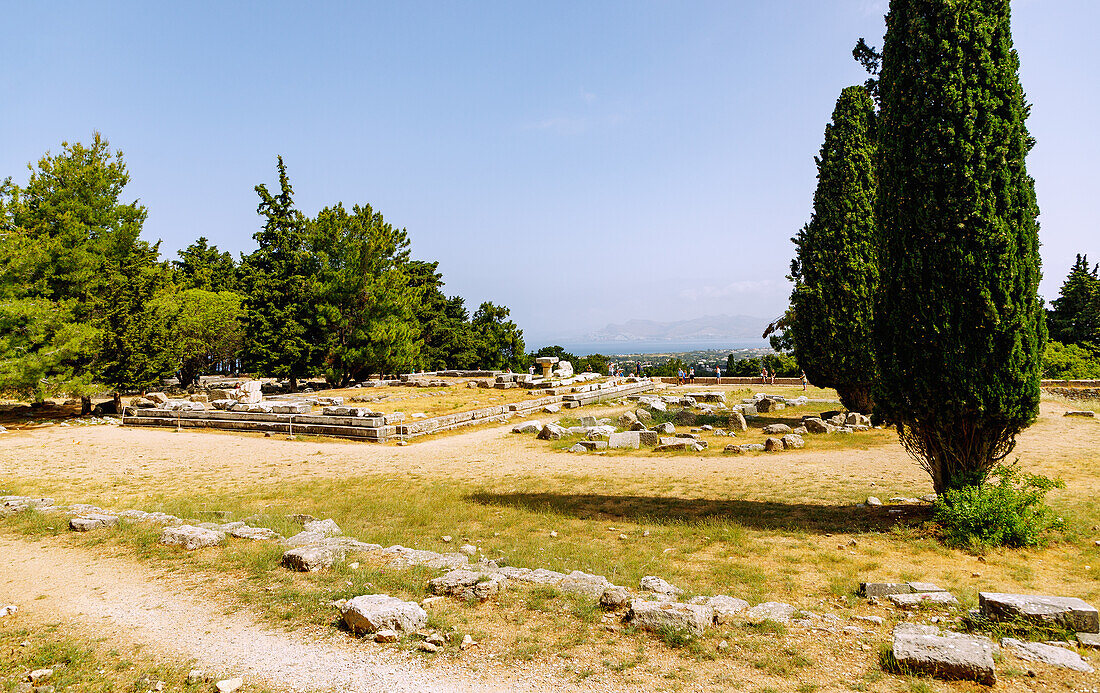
628 599 713 636
608 432 640 449
892 624 996 685
69 513 118 532
160 525 225 550
744 601 796 624
762 423 792 435
888 592 959 609
283 545 344 572
537 424 567 440
979 592 1099 634
341 594 427 634
558 571 611 599
640 576 683 597
1001 638 1094 672
428 570 508 601
687 595 749 625
728 412 748 432
511 421 541 434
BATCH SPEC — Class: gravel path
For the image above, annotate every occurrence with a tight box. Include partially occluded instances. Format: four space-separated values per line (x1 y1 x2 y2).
0 536 579 693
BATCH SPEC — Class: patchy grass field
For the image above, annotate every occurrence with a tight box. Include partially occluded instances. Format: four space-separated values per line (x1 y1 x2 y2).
1 385 1098 692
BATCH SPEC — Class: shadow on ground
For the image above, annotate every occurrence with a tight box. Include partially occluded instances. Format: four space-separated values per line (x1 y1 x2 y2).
466 491 932 534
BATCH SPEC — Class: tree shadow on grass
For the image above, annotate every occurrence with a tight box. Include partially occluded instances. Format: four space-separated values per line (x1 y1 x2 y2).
466 491 932 534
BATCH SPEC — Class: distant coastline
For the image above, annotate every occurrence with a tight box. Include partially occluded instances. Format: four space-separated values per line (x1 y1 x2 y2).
531 340 770 356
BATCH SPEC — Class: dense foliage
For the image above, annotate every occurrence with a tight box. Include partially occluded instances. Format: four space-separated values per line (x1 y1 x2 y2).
0 142 528 399
934 464 1065 550
789 85 878 413
874 0 1045 493
1047 254 1099 348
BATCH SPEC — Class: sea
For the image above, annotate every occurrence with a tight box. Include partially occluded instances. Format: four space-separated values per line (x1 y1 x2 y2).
534 340 770 356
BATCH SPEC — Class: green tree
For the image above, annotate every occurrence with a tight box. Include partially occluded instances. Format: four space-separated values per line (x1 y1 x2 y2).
405 260 477 370
1041 341 1100 380
239 157 318 390
151 288 244 388
874 0 1045 493
0 134 170 409
472 302 525 370
174 237 238 292
310 203 422 384
789 85 878 413
1047 254 1099 346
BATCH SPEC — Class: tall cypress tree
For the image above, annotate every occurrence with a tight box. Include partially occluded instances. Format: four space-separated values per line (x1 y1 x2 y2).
240 158 318 390
875 0 1045 493
790 85 879 413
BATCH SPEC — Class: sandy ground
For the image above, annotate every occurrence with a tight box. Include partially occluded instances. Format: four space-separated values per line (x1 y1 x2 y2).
1 395 1097 692
0 535 601 693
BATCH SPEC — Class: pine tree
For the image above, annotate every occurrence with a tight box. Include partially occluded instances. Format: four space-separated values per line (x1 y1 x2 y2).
310 203 421 384
1048 254 1099 346
239 158 318 390
174 237 238 292
789 85 879 413
875 0 1045 493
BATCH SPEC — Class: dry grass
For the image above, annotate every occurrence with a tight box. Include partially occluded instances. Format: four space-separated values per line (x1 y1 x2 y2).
1 386 1098 692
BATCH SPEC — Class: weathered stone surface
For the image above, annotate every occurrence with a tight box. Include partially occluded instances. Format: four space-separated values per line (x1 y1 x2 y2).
1001 638 1094 672
160 525 225 550
892 624 997 685
283 545 344 572
888 591 959 608
229 526 280 541
866 496 883 506
635 409 653 425
744 601 796 624
386 549 468 571
674 410 697 425
640 575 683 597
609 430 659 449
508 418 539 435
803 418 833 434
628 599 713 635
514 568 566 585
688 595 749 625
979 592 1099 634
762 423 792 435
763 437 784 452
283 518 343 547
728 412 748 432
537 424 567 440
908 582 947 593
558 571 611 599
341 594 427 634
428 570 508 601
756 398 779 413
781 434 805 450
654 442 687 452
861 582 912 598
723 444 744 454
1064 410 1096 418
0 604 17 617
1078 632 1100 648
69 513 118 532
216 678 244 693
617 411 639 428
600 586 633 610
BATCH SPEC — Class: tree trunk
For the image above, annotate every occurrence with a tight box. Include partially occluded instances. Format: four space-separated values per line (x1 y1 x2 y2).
836 384 874 415
113 392 122 412
80 396 92 415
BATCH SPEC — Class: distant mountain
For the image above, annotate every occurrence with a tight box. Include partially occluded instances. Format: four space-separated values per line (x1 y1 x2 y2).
584 314 768 342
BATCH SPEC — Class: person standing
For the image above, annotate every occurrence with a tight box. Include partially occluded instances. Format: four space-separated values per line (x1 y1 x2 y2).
689 367 695 384
760 365 768 384
800 370 808 391
715 365 721 382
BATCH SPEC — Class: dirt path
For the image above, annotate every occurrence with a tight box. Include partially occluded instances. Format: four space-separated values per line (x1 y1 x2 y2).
0 536 584 693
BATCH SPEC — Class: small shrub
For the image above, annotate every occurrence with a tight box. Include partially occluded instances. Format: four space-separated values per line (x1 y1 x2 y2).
934 464 1065 550
655 625 695 649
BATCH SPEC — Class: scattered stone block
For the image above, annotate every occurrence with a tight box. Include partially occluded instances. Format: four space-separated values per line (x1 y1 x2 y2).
866 496 883 506
0 605 16 617
781 434 805 449
888 592 959 608
891 624 996 685
374 629 399 643
600 586 633 610
283 545 344 572
576 440 608 450
744 601 796 624
728 412 748 432
512 420 541 434
628 599 713 636
654 442 688 452
1064 410 1096 417
515 568 566 585
640 575 683 597
341 594 427 634
763 437 783 452
537 424 567 440
68 513 118 532
1077 632 1100 648
861 582 912 598
762 423 792 435
979 592 1099 634
688 595 749 625
908 582 947 593
229 526 279 541
558 570 610 599
159 525 225 550
215 678 244 693
428 570 508 601
1001 637 1094 672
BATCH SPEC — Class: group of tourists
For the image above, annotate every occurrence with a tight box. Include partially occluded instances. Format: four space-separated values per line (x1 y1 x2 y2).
676 367 695 385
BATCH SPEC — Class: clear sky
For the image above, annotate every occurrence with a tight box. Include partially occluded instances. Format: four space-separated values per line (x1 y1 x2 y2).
2 1 1096 344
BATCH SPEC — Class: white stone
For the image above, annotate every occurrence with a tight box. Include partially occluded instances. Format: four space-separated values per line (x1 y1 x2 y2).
341 594 428 634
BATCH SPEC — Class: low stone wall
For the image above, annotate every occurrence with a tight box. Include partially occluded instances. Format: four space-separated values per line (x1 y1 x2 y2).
656 377 802 386
1045 387 1100 401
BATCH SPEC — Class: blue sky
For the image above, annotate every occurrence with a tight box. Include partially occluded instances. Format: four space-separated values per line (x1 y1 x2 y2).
2 1 1096 344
